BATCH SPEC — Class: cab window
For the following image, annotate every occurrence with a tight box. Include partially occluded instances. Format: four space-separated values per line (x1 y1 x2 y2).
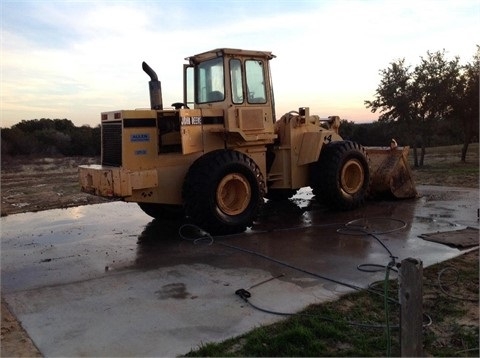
196 57 225 103
184 65 194 108
230 59 244 104
245 60 266 104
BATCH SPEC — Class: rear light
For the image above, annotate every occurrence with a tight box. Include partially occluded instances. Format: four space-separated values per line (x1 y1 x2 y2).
114 112 121 119
101 114 107 120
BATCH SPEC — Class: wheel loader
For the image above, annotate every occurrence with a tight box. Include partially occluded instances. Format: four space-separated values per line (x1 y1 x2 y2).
79 48 417 234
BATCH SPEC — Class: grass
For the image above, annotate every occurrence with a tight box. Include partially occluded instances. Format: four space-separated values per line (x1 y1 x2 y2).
187 288 399 356
191 274 401 357
189 300 397 357
409 143 479 188
186 250 478 357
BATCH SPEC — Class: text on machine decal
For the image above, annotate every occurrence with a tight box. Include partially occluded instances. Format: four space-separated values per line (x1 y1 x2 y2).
130 133 150 142
181 116 202 126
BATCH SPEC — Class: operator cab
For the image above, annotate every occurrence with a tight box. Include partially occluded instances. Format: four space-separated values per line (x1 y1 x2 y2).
184 48 276 117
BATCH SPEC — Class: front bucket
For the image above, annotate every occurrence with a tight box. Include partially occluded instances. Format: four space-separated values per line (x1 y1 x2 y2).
366 146 418 199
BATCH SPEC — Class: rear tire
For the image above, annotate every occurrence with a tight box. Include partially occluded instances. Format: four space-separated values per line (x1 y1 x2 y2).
311 141 370 210
138 203 184 220
182 150 264 235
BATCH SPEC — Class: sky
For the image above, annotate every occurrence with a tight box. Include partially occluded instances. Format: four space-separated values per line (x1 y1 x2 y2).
1 0 479 128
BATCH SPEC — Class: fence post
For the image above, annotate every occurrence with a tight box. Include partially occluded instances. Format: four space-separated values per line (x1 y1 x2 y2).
399 258 423 357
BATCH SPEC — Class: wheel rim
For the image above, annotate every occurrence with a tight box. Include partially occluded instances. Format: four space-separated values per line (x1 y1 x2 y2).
340 159 364 194
216 173 251 216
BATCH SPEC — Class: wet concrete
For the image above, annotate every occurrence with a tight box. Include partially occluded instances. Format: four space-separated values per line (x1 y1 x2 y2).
1 185 478 356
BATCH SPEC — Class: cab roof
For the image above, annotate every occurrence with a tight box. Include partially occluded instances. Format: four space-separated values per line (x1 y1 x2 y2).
186 48 275 64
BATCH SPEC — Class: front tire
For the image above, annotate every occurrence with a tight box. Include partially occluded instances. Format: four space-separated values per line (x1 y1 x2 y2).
182 150 264 235
311 141 370 210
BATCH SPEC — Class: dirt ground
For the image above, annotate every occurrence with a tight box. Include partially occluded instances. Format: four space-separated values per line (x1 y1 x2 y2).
1 156 112 217
1 152 478 357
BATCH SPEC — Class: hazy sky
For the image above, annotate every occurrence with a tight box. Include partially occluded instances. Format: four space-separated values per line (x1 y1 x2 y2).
1 0 478 128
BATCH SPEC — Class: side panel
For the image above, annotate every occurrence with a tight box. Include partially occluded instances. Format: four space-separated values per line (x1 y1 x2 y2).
297 132 329 166
79 165 130 197
181 125 203 154
130 170 158 190
224 106 276 143
297 132 322 166
238 108 265 131
126 157 198 205
79 165 160 198
123 126 159 171
179 108 203 154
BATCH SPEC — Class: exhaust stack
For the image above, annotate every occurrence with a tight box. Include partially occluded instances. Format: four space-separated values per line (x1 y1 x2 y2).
142 61 163 110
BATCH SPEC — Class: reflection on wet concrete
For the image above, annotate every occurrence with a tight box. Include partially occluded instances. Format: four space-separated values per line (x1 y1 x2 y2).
3 185 476 292
130 185 477 287
1 185 478 357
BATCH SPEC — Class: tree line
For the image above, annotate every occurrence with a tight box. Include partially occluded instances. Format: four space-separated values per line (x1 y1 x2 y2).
1 118 100 157
1 47 478 164
364 46 479 165
1 113 473 161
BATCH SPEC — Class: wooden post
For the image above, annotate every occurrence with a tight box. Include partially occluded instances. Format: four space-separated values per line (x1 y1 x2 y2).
399 258 424 357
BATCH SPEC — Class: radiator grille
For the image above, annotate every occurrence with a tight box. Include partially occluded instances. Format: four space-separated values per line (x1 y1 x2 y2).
102 121 122 166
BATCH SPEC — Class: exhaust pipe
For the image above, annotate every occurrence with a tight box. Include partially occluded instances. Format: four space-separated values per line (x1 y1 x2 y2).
142 61 163 110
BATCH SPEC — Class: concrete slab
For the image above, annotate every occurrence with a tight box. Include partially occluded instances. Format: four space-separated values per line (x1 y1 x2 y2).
1 185 478 356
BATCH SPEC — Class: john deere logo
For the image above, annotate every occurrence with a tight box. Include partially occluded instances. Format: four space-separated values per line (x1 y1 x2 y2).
130 134 150 142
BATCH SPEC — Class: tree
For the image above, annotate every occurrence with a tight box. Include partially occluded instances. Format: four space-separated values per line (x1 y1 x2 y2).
2 118 101 157
365 59 413 124
34 128 71 155
453 46 479 162
365 58 421 165
365 50 470 167
411 50 461 165
70 125 101 156
1 127 39 155
14 118 54 133
53 118 76 133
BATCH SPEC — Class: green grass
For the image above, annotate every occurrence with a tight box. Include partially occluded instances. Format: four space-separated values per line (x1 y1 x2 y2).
186 249 478 357
410 143 479 188
187 282 405 357
187 295 401 357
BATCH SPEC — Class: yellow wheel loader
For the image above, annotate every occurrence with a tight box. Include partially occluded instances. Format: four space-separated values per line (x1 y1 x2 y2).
79 48 417 234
